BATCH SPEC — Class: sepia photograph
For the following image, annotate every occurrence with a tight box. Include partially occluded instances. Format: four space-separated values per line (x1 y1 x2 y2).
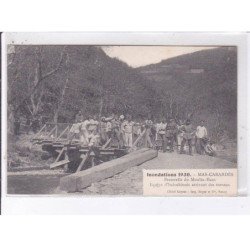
6 44 237 195
1 2 250 248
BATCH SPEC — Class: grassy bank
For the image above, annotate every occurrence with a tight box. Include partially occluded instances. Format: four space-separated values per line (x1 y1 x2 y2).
7 133 54 170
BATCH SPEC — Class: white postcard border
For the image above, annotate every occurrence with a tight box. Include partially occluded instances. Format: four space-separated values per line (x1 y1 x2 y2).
1 32 249 214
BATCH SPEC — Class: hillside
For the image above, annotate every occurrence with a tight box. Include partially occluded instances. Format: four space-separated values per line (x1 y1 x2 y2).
8 45 158 123
8 46 237 142
138 47 237 140
65 46 159 119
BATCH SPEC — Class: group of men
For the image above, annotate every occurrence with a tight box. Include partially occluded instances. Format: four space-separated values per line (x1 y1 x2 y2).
69 110 213 156
155 118 210 155
69 111 139 148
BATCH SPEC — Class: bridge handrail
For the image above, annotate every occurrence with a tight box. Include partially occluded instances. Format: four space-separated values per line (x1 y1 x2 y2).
31 123 74 141
44 122 73 125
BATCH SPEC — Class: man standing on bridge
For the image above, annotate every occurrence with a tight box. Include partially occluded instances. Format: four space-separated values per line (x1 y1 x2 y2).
144 116 154 148
69 110 84 142
111 114 123 148
100 117 107 144
88 115 99 134
156 117 167 152
79 116 91 145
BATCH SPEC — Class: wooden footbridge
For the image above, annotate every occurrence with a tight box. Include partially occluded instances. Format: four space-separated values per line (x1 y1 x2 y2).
31 123 128 172
31 123 158 192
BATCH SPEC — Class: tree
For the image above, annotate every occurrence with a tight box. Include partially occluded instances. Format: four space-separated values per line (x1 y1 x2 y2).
8 46 67 118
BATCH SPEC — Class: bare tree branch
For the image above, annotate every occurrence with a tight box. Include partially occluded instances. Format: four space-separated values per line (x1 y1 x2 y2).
15 46 66 112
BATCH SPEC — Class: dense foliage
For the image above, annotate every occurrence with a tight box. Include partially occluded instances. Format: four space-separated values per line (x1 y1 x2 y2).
139 47 237 140
7 46 237 141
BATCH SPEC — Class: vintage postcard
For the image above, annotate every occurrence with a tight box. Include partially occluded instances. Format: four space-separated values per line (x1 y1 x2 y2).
2 33 243 198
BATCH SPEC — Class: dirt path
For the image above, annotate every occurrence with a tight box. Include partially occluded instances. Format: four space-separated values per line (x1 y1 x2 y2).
79 152 236 196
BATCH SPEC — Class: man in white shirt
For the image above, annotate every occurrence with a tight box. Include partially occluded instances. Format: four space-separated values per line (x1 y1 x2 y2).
144 117 154 148
79 116 91 145
195 120 208 154
156 118 167 152
122 115 134 148
88 115 99 133
88 129 100 147
105 120 112 139
68 111 83 141
119 115 126 147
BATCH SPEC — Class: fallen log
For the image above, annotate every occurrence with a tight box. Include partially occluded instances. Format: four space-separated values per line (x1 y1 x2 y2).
60 148 157 192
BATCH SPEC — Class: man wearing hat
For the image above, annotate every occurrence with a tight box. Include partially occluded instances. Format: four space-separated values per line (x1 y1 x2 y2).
119 114 125 121
100 116 107 144
166 118 178 152
118 115 125 147
88 115 99 133
111 114 123 148
69 111 84 142
156 117 167 152
195 120 208 154
144 116 154 148
79 115 92 145
75 110 83 123
121 114 134 148
180 119 195 155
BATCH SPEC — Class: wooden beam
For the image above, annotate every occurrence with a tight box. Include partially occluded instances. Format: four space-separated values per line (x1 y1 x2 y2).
55 124 58 138
76 149 91 172
47 125 57 138
90 156 95 167
60 148 157 192
132 129 146 147
52 147 66 167
30 123 47 140
50 159 70 169
102 138 112 149
64 151 69 172
55 125 69 142
46 122 72 125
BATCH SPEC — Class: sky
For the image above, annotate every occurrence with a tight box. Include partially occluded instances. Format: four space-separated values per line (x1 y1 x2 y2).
102 46 216 68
